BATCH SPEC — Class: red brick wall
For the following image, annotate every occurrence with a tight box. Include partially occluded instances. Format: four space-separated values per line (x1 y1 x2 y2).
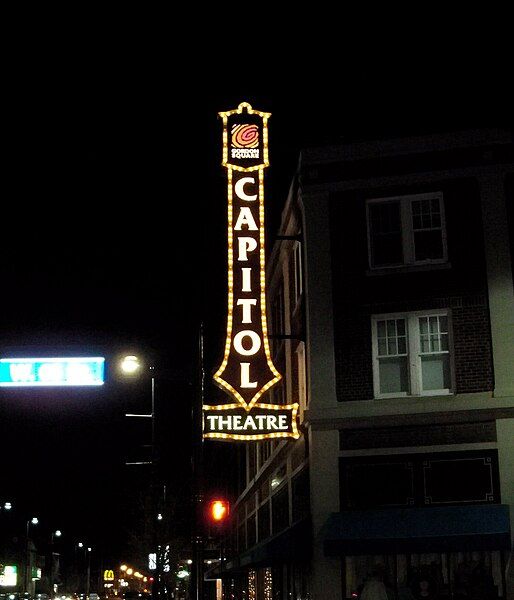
451 301 494 393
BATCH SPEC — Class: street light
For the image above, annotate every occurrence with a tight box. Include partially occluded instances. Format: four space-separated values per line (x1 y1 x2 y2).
26 517 39 594
191 324 205 600
0 501 13 523
119 355 160 599
120 355 154 467
75 542 86 595
86 546 92 600
50 530 62 597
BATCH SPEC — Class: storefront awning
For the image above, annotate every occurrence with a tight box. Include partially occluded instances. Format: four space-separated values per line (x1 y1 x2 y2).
205 517 311 579
323 504 511 556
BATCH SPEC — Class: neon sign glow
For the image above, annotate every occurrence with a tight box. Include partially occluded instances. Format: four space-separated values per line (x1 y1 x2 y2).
0 357 105 386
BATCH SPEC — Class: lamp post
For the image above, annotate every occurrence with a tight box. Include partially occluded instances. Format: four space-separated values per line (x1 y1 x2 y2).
26 517 39 594
120 355 159 599
190 324 205 600
86 547 92 600
0 501 13 523
76 542 85 595
50 530 62 597
120 356 155 468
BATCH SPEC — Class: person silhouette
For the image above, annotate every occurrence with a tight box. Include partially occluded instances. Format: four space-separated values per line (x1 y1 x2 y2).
412 575 437 599
360 566 389 600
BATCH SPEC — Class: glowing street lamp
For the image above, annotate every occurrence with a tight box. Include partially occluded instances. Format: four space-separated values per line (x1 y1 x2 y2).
120 355 142 375
86 547 92 600
120 354 154 467
50 530 62 595
119 354 169 600
52 529 62 542
26 517 39 593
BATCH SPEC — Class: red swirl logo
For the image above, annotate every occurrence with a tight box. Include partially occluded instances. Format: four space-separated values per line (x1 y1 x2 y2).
231 124 259 148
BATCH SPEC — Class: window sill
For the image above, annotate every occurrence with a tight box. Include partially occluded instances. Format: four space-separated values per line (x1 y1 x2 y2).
366 262 451 277
374 392 454 401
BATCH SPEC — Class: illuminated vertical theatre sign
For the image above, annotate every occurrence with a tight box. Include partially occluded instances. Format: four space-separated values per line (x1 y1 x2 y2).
203 102 299 441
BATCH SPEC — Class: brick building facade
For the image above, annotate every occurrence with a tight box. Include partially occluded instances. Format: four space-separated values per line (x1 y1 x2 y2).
207 128 513 600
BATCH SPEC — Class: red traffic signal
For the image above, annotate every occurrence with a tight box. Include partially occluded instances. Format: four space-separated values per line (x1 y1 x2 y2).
207 498 230 524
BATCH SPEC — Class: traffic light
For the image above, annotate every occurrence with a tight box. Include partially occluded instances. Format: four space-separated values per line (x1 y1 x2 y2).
207 498 230 525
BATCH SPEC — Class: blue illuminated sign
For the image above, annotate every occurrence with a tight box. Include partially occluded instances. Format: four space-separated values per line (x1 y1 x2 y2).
0 357 105 386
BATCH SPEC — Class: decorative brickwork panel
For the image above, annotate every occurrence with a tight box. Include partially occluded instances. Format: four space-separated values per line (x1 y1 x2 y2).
333 310 374 401
452 303 494 393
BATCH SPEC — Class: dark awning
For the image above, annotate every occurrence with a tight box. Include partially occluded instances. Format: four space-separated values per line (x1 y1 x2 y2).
205 517 311 579
323 504 511 556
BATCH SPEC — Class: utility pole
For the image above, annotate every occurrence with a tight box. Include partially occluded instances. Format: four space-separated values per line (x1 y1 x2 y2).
190 323 205 600
121 357 160 599
85 547 91 599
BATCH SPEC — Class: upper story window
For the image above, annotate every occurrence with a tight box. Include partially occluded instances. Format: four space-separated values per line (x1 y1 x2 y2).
367 192 448 269
371 310 452 398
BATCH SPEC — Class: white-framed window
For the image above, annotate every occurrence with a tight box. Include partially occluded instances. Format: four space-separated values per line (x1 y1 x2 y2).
371 310 452 398
366 192 448 269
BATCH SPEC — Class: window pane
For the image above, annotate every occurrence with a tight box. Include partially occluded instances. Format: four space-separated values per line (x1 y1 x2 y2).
377 320 386 338
440 316 448 333
420 335 430 353
421 354 450 390
397 319 406 335
369 203 403 266
430 198 441 225
258 501 270 541
387 320 396 337
430 334 440 352
388 339 397 355
379 356 409 394
412 200 422 217
414 230 444 261
378 338 387 355
441 333 449 351
412 198 441 229
429 317 438 333
271 486 289 534
419 317 428 335
397 336 406 354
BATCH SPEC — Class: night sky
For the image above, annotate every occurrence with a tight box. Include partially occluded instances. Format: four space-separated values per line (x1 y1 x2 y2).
1 24 511 567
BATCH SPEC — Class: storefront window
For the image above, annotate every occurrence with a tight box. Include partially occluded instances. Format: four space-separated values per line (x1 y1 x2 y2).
344 550 505 599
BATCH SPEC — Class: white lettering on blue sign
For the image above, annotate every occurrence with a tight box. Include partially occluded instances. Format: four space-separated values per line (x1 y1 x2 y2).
0 357 105 386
